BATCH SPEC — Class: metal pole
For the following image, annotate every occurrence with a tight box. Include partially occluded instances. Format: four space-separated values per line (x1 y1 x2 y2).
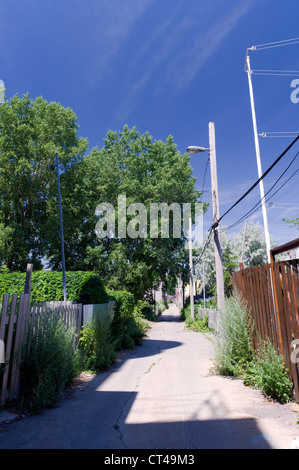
189 216 194 321
209 122 225 312
56 153 67 303
246 54 272 263
202 253 206 309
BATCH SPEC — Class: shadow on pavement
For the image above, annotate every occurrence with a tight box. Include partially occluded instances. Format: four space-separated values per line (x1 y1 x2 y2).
0 384 273 449
118 416 273 449
0 304 274 450
157 313 182 323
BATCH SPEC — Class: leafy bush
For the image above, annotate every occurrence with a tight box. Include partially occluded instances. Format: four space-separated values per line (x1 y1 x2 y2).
197 297 217 309
79 298 149 368
21 310 85 414
243 338 293 403
106 291 149 350
76 274 108 304
0 270 108 304
181 302 212 333
106 289 135 344
113 300 150 351
140 303 156 322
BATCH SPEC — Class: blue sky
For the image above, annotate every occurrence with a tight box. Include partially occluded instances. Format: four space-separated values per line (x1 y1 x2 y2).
1 0 299 246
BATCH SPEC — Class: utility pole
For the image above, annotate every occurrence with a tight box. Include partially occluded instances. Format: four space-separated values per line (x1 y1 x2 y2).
189 216 194 321
246 53 272 263
209 122 225 312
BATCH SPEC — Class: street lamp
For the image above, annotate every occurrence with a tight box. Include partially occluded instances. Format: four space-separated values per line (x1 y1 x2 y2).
186 146 209 154
187 122 225 313
50 153 67 303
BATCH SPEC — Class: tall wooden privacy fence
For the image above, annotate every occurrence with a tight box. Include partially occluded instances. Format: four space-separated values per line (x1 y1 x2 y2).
0 296 83 406
232 251 299 402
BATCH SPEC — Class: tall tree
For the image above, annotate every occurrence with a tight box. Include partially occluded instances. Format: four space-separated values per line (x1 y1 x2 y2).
282 217 299 231
232 221 276 268
80 125 204 299
194 222 276 297
0 93 88 270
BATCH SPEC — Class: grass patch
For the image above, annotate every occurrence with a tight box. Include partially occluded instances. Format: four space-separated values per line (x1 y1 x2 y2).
181 302 213 333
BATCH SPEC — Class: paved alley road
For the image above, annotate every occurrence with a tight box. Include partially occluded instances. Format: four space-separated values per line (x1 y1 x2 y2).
0 303 298 449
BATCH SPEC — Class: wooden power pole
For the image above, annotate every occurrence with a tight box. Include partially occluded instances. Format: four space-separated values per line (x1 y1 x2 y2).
209 122 225 312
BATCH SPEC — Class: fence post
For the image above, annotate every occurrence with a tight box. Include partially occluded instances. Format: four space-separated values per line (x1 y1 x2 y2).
270 251 284 359
9 293 31 400
24 263 33 295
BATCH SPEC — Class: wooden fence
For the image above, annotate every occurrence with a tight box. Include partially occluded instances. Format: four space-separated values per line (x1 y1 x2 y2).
30 301 83 346
0 296 83 406
83 302 115 326
232 252 299 402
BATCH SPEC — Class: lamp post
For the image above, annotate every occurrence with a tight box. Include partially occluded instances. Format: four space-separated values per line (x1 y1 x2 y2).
188 215 195 321
187 122 225 313
51 154 67 303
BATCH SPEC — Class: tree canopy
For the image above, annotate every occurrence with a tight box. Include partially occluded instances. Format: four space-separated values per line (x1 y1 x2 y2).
0 93 88 270
282 217 299 231
0 97 203 300
79 125 203 299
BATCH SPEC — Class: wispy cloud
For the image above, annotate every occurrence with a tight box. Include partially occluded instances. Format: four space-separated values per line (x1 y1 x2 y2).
117 0 256 120
165 0 255 92
82 0 154 89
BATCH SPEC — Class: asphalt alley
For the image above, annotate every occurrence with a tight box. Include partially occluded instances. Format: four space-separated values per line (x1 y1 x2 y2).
0 303 298 449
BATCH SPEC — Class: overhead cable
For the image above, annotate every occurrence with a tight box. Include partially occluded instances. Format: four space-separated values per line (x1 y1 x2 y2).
213 134 299 228
249 38 299 51
195 228 213 264
221 162 299 232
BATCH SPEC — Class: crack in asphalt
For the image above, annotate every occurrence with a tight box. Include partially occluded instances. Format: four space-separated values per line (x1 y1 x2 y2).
113 349 162 449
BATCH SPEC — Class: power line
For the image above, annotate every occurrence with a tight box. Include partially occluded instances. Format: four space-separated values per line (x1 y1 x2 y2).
222 164 299 232
249 38 299 51
214 134 299 228
268 202 299 207
221 158 299 232
195 228 213 264
260 132 299 138
251 69 299 76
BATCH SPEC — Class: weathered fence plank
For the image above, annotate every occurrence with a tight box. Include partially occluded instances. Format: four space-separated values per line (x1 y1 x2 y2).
0 296 85 405
232 256 299 403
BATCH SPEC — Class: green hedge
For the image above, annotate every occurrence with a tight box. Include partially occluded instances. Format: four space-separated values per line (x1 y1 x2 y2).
0 270 109 304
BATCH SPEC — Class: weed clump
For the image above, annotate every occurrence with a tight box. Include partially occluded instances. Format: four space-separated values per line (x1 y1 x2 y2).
213 292 293 403
21 310 85 414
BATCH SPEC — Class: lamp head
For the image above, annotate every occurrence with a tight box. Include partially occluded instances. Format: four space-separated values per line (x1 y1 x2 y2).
186 146 209 154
